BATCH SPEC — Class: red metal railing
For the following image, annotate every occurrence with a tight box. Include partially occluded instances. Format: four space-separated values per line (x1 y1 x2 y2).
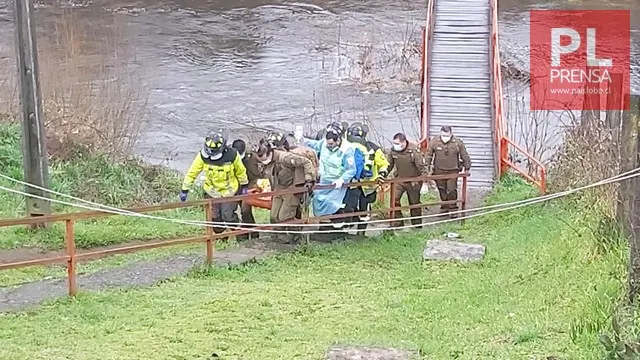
489 0 546 193
419 0 436 152
0 173 469 297
500 137 546 191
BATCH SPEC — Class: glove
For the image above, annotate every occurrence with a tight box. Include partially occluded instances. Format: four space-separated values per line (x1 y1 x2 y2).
294 125 304 142
333 178 345 189
238 185 248 195
179 190 188 202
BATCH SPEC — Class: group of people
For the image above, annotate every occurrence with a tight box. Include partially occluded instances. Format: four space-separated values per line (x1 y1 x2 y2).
179 121 471 243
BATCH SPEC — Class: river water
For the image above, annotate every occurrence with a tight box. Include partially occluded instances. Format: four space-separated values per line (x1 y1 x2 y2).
0 0 637 172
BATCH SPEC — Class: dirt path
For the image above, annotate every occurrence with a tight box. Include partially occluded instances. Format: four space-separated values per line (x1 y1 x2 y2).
0 189 489 313
0 239 302 313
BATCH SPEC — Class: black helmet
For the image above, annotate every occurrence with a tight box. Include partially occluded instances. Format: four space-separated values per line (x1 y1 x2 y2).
326 121 345 137
203 131 226 158
347 122 369 139
256 139 272 158
266 131 287 149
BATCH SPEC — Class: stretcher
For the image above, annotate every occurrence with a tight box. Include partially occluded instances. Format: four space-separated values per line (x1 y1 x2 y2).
243 179 272 210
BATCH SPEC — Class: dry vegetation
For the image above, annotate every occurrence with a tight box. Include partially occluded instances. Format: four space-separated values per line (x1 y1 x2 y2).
0 12 148 160
322 21 422 90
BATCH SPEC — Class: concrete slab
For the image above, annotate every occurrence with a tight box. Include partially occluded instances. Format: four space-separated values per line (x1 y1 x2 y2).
326 346 418 360
422 239 485 262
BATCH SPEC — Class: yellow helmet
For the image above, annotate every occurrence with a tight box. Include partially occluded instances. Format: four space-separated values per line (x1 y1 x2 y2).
203 131 226 158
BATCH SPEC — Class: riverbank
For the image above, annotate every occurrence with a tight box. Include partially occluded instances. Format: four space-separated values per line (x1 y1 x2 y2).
0 178 626 359
0 122 214 250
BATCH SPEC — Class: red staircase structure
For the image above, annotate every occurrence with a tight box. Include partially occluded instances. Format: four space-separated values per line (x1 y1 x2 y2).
419 0 546 193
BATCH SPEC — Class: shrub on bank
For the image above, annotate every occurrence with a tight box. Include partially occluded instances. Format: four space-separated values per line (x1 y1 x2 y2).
0 122 182 210
0 122 209 250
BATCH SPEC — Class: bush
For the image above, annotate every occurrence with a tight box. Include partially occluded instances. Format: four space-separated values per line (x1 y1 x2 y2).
0 123 181 208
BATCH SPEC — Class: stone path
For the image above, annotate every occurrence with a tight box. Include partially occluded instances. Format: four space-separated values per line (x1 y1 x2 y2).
326 346 419 360
0 240 291 312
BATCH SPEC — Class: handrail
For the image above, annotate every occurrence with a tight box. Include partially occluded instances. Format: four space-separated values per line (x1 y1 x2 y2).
419 0 436 151
489 0 546 194
501 137 547 193
0 172 470 297
489 0 507 174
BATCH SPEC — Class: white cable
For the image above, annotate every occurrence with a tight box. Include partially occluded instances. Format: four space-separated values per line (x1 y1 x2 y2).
0 169 636 231
1 168 637 229
0 171 631 235
0 169 637 235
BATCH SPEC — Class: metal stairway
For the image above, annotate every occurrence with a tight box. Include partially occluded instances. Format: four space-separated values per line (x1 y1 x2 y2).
427 0 495 189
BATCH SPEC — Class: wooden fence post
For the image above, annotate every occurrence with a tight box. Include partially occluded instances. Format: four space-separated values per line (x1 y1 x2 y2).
204 201 214 266
460 174 468 225
389 183 396 223
65 219 77 296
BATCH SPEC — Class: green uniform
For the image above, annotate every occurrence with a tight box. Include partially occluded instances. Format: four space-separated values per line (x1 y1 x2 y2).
239 151 264 240
387 142 428 227
424 136 471 212
264 150 315 242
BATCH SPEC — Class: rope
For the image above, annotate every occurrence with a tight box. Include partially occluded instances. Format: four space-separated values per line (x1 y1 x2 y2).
1 169 637 229
0 168 637 234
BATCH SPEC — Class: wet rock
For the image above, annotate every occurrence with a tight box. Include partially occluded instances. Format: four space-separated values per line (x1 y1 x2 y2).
325 346 418 360
422 239 485 262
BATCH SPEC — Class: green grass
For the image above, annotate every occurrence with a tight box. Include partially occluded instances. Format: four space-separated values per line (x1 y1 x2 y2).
0 179 626 359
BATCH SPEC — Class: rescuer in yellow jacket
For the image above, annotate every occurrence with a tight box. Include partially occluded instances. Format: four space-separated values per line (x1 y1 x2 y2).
180 131 249 238
346 122 390 234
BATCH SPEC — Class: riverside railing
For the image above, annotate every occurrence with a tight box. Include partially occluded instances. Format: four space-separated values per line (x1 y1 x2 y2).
0 173 469 296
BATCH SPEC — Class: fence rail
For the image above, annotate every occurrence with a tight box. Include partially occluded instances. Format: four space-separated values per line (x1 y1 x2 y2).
0 173 469 296
489 0 546 194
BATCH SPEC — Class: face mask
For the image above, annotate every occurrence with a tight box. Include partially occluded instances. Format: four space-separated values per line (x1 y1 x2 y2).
441 135 452 143
260 155 272 165
326 141 340 152
392 143 404 151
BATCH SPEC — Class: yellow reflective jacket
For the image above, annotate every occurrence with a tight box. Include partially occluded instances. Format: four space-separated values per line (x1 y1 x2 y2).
182 147 249 198
349 138 390 195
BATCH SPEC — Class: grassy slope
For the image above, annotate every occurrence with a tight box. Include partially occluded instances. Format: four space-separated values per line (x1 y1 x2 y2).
0 179 625 359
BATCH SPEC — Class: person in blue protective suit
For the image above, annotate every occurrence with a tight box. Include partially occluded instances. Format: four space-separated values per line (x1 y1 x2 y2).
297 122 356 228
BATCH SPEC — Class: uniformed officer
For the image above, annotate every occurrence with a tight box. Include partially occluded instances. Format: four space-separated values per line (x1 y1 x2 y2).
256 141 315 243
424 126 471 216
231 139 264 241
266 131 319 220
387 132 428 228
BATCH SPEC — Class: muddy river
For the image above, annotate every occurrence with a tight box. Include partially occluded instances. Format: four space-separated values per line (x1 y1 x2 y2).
0 0 637 172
